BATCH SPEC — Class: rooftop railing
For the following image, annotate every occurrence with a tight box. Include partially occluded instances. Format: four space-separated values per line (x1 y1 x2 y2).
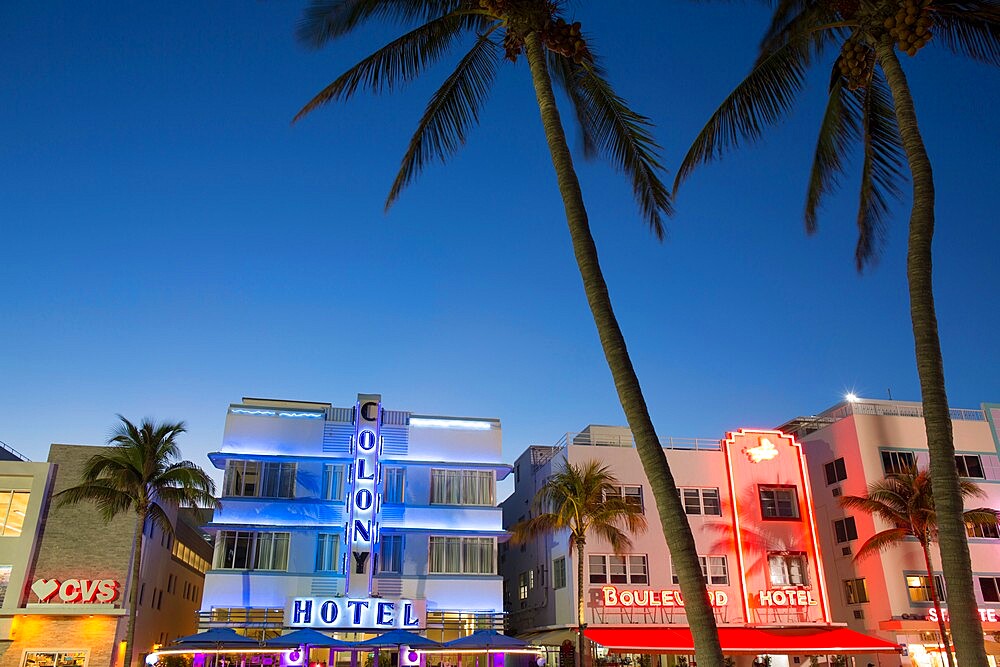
535 431 719 468
0 440 29 462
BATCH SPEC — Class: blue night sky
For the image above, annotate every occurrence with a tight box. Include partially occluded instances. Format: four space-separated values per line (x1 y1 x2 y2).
2 2 998 495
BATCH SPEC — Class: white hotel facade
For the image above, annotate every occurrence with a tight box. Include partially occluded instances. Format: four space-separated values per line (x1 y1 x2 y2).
199 393 510 642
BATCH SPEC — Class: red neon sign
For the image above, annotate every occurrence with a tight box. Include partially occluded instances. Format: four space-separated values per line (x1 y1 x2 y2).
601 586 728 608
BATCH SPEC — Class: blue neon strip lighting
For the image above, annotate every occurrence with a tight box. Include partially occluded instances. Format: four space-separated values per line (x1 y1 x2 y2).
409 417 493 430
230 408 324 419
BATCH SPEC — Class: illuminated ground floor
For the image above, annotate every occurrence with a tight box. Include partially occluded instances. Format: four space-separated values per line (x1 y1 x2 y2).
0 613 126 667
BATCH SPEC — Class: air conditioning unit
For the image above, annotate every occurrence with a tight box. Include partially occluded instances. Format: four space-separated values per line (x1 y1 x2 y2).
832 487 843 497
853 609 865 619
842 545 852 556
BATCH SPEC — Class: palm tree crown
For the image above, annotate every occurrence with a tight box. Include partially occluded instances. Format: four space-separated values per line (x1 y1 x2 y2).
56 416 219 667
510 458 647 550
839 466 997 560
293 0 672 233
675 0 999 268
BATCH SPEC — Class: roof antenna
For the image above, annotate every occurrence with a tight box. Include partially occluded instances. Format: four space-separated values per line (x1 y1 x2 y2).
887 388 893 400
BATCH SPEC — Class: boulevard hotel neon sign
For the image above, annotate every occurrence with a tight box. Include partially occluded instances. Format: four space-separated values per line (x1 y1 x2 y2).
601 586 728 608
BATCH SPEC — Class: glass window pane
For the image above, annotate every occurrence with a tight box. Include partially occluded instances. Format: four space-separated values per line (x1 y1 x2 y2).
702 489 721 515
589 555 607 583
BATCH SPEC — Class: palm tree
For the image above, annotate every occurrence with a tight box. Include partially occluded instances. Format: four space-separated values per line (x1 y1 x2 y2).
510 459 647 667
55 416 219 667
673 2 998 663
292 2 725 664
839 467 999 667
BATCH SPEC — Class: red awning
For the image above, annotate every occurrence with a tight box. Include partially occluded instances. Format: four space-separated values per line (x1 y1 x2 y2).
585 627 901 655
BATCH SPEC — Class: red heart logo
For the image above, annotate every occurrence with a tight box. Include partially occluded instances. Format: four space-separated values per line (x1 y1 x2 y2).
31 579 60 602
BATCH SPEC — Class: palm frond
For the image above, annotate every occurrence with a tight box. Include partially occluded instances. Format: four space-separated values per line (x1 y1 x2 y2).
297 0 463 48
547 50 597 158
851 69 904 270
552 53 673 237
963 508 1000 525
294 11 491 122
591 522 634 555
758 1 845 66
674 39 809 193
147 501 174 536
509 513 565 544
854 526 912 561
932 0 1000 66
839 493 909 528
55 482 135 522
804 70 860 233
385 32 501 209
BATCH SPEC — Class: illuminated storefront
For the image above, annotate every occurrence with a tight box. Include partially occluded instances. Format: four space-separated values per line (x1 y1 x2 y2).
502 426 900 666
199 393 510 653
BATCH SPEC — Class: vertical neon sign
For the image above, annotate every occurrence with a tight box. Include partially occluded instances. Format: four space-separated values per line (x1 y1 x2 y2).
346 394 382 596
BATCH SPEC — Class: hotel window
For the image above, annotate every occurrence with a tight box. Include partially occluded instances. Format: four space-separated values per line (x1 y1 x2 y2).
605 485 644 511
214 531 289 571
881 451 916 476
383 467 405 504
430 470 495 506
224 461 296 499
553 557 567 589
518 572 529 600
589 554 648 584
844 578 869 604
833 517 858 543
380 535 403 573
906 574 945 603
428 536 495 574
172 541 210 574
759 486 799 519
979 577 1000 603
672 555 729 586
321 464 345 501
768 553 809 587
967 521 1000 539
825 458 848 485
955 455 985 479
0 491 29 537
316 533 340 572
680 488 722 516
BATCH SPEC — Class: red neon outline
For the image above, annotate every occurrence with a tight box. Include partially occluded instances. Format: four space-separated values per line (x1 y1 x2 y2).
721 428 831 624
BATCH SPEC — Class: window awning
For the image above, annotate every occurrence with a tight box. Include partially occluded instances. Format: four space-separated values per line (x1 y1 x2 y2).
585 627 901 655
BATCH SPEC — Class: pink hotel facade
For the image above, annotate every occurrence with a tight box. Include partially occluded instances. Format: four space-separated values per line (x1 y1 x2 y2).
501 399 1000 667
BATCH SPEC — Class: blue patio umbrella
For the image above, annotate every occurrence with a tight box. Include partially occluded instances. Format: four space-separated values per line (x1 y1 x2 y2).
173 628 261 647
355 630 441 649
444 631 531 650
267 629 357 649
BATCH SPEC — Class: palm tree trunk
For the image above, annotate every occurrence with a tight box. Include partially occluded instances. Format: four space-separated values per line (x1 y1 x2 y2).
919 539 954 667
124 511 146 667
523 32 724 667
875 39 987 667
577 539 586 667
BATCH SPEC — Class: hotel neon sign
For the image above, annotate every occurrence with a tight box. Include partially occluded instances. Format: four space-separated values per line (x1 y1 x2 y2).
601 586 728 608
288 597 424 629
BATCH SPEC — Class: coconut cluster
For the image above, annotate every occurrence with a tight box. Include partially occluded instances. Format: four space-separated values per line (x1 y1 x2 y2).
838 38 875 90
884 0 934 56
541 17 592 64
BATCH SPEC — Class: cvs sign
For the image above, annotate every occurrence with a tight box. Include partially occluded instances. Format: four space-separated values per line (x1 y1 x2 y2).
31 578 120 604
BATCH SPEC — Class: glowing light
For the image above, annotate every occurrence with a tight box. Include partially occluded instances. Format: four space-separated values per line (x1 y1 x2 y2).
230 409 277 416
743 437 779 463
409 418 493 430
229 408 324 419
845 393 859 403
278 412 323 419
